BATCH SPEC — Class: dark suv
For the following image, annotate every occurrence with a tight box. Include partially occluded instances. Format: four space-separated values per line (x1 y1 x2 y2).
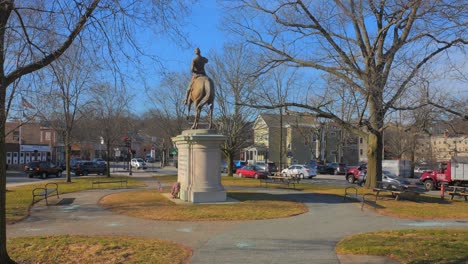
256 161 278 175
72 161 106 176
24 161 63 179
327 162 347 175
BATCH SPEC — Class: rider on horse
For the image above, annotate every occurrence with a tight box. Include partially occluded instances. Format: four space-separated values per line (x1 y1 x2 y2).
184 47 208 105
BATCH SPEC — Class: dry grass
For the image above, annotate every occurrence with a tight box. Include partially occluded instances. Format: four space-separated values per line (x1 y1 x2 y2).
8 235 191 264
6 176 145 224
360 192 468 219
99 190 308 221
155 175 468 219
336 228 468 264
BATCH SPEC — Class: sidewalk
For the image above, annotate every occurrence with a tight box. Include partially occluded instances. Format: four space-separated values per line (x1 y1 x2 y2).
7 172 468 264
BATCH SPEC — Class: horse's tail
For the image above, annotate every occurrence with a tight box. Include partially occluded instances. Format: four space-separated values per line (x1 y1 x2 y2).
198 77 214 108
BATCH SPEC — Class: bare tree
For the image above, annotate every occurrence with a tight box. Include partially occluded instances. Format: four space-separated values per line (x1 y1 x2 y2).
0 1 193 262
227 0 467 188
257 66 301 169
149 72 191 136
88 83 131 176
210 44 261 175
37 45 95 183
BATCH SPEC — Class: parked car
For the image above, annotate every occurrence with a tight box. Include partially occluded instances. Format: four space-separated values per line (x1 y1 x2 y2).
57 160 67 170
145 157 156 163
220 160 228 173
327 162 347 175
235 165 269 179
145 154 156 163
356 170 411 188
72 161 106 176
130 158 147 169
255 161 278 175
282 164 317 179
316 164 334 174
346 163 367 184
24 161 63 179
92 158 107 166
306 160 318 169
234 160 247 169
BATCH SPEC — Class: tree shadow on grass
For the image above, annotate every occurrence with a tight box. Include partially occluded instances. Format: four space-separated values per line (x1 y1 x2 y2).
227 191 347 204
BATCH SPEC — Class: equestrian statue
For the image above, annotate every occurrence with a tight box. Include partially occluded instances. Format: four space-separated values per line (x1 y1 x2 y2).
184 47 215 129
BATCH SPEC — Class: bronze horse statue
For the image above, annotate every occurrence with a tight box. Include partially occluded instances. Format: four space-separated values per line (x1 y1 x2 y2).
186 76 215 129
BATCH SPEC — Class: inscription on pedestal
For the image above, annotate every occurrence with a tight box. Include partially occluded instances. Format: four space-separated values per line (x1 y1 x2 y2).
178 149 187 180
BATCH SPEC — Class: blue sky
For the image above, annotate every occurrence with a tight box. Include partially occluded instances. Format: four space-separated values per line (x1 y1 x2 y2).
131 1 226 113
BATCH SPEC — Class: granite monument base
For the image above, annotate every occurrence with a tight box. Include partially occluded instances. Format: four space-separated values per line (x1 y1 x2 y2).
172 129 227 203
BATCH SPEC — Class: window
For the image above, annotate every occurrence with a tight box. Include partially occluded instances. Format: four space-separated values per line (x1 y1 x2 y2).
359 149 363 155
45 131 51 141
13 131 19 141
359 137 363 144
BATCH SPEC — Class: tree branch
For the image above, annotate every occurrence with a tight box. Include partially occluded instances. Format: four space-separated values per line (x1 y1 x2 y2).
5 0 101 87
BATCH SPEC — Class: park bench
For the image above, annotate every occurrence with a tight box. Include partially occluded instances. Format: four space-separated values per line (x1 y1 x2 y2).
92 177 128 189
343 186 359 201
373 181 424 201
260 175 299 189
32 182 59 205
360 182 426 210
447 186 467 201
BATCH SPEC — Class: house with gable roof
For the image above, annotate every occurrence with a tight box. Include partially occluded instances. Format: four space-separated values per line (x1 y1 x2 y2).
241 113 359 169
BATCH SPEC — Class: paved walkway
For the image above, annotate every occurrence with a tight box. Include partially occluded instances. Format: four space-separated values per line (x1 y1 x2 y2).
7 171 468 264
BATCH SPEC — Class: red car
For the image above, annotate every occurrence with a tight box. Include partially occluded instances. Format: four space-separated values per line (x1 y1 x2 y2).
236 165 269 179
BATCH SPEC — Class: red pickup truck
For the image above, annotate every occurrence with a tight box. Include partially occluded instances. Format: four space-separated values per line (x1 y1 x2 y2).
345 163 367 184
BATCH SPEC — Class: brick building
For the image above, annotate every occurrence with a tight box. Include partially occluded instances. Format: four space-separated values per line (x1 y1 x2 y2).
5 121 61 167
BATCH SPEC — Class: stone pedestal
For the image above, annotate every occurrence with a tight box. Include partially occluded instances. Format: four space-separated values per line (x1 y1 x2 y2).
172 129 227 203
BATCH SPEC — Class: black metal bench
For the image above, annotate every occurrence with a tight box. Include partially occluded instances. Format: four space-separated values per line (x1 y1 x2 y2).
32 183 59 205
344 186 358 201
92 177 128 189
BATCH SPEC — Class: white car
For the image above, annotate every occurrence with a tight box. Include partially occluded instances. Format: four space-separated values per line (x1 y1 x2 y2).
281 164 317 179
130 158 147 169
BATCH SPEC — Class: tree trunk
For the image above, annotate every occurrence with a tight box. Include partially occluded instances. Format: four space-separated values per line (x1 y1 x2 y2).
65 140 72 183
365 132 383 188
227 152 234 177
0 129 15 263
106 139 111 177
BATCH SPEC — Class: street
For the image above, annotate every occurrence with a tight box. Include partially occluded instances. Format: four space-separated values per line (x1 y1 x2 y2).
6 161 175 187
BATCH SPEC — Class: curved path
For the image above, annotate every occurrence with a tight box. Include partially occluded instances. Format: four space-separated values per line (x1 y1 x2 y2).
7 174 468 264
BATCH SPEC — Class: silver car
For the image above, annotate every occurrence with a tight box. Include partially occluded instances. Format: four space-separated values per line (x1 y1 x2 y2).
130 158 147 169
281 164 317 179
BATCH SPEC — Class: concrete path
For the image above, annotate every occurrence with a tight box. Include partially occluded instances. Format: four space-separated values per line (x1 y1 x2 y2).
7 171 468 264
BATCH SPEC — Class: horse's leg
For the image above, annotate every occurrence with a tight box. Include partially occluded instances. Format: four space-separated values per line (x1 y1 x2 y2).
192 106 200 129
186 100 192 120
